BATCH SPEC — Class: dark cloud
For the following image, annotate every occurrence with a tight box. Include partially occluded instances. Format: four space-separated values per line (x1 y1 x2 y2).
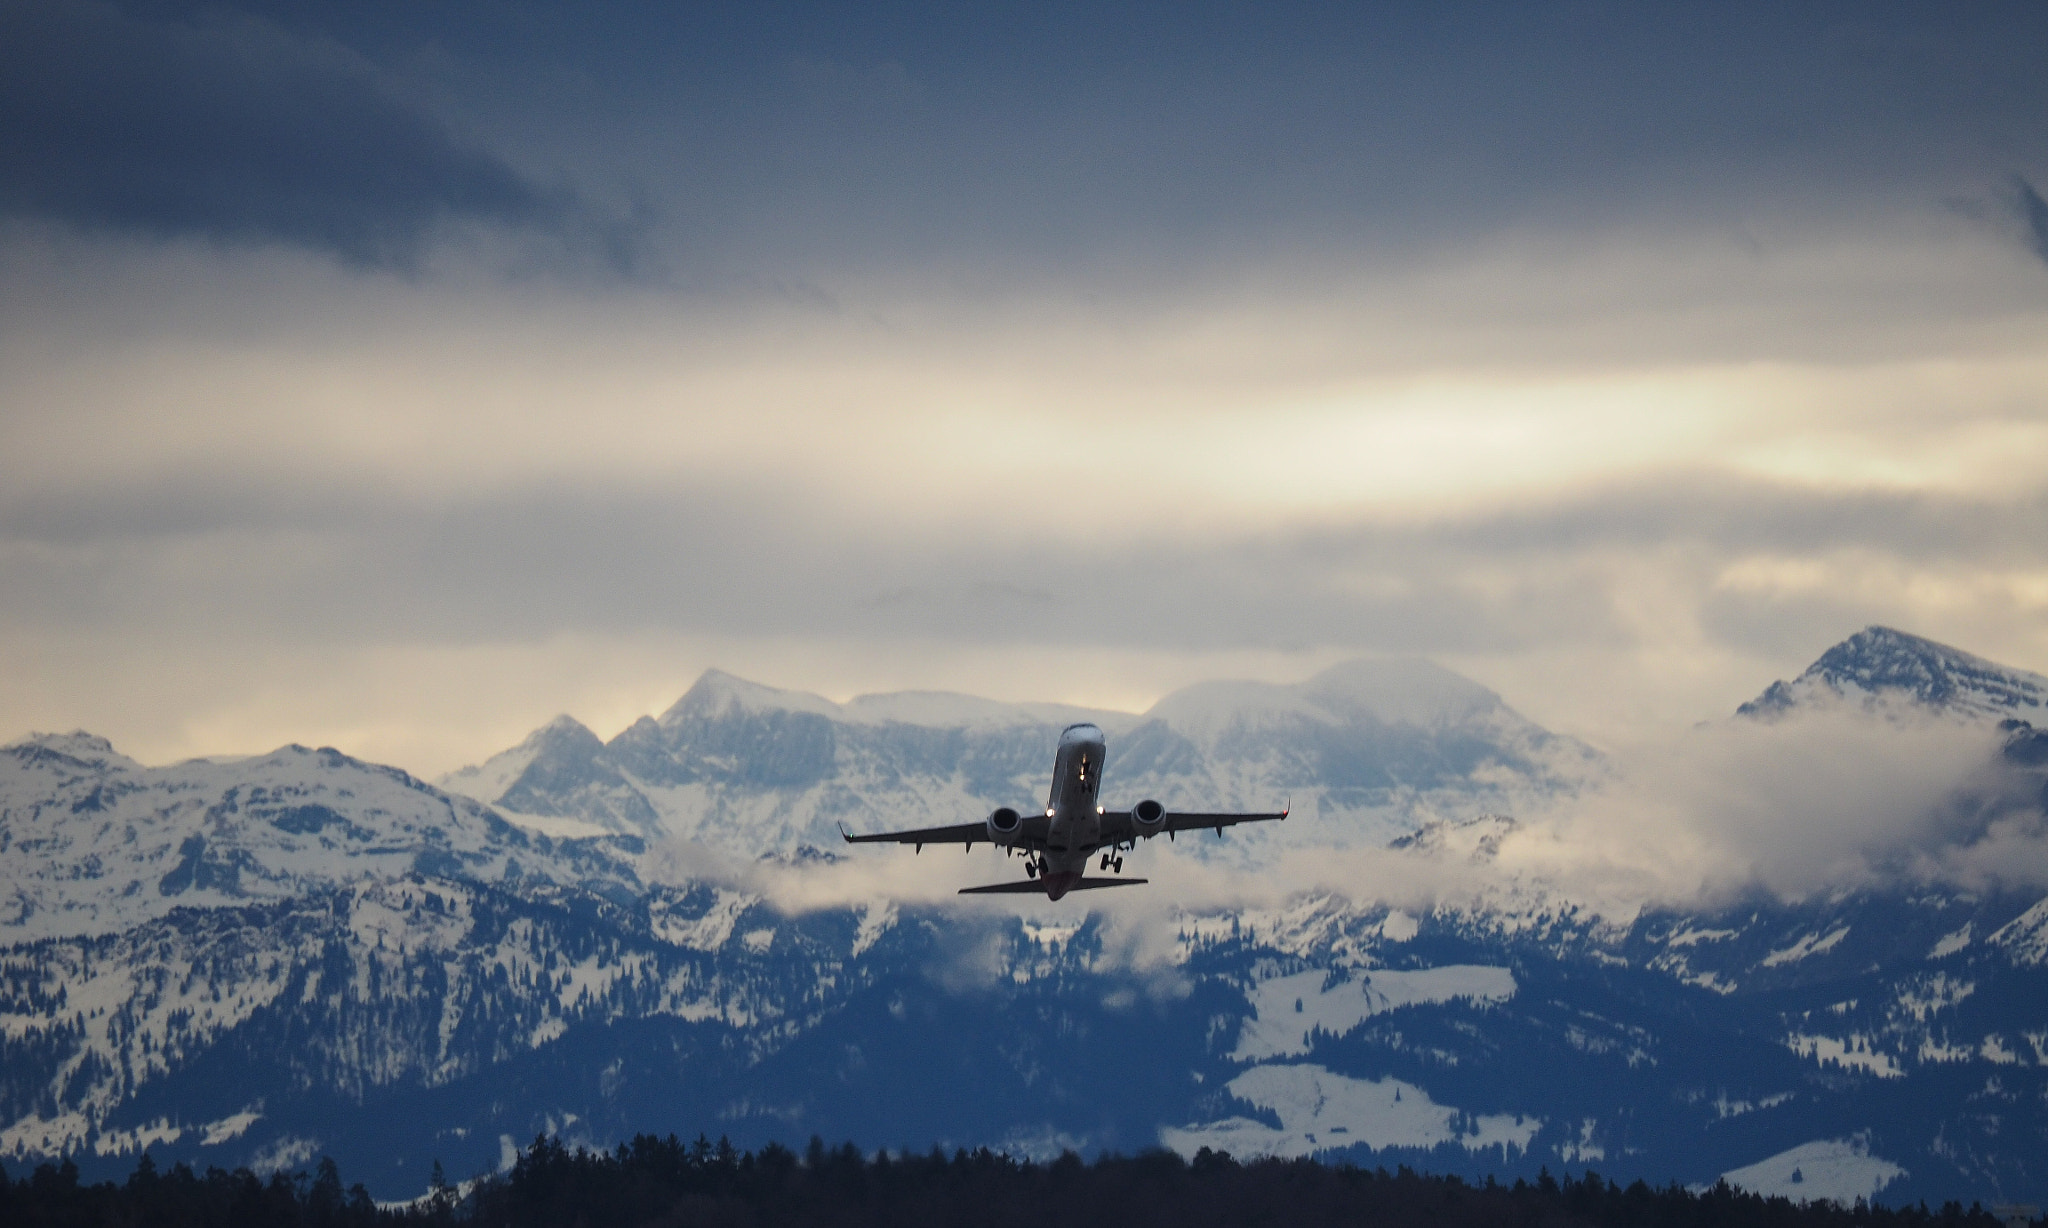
77 1 2047 283
0 1 624 272
2014 175 2048 266
7 2 2048 282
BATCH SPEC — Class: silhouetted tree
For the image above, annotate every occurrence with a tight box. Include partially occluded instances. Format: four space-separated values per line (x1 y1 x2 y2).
0 1138 2026 1228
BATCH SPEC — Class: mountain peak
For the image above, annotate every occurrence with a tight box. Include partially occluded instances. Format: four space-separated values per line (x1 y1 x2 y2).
661 669 842 725
1738 626 2048 721
438 716 601 813
4 730 136 769
526 714 602 752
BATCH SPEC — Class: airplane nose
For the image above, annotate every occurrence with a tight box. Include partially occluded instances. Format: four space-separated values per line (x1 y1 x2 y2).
1059 722 1104 746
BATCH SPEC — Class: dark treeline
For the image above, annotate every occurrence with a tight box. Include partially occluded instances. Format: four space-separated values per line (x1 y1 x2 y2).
0 1135 2019 1228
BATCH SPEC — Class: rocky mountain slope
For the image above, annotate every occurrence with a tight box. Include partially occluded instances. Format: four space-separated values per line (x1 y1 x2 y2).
0 631 2043 1209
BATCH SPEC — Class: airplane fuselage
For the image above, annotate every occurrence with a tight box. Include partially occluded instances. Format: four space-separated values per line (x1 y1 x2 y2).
1037 722 1108 899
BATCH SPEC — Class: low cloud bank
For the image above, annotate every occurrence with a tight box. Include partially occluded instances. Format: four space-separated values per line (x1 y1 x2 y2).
1492 700 2034 905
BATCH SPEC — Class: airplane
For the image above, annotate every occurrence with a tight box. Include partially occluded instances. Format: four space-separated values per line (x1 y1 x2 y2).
840 721 1285 900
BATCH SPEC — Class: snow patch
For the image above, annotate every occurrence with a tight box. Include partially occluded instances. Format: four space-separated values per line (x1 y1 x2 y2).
1786 1033 1902 1078
1161 1063 1539 1159
649 889 757 951
1378 911 1420 942
93 1118 183 1155
1762 926 1850 968
250 1134 321 1173
1665 926 1739 948
0 1112 94 1157
1894 974 1974 1022
1720 1135 1905 1204
1557 1118 1604 1163
1713 1092 1793 1119
1919 1037 1975 1064
1979 1035 2023 1065
1234 965 1516 1061
1929 923 1973 959
200 1110 262 1146
852 901 897 957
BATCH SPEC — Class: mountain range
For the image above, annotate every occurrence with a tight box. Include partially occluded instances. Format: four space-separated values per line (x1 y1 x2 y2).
435 657 1604 858
0 627 2042 1210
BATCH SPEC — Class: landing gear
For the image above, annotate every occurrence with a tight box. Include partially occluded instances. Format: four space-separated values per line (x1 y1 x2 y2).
1025 859 1039 879
1099 852 1125 873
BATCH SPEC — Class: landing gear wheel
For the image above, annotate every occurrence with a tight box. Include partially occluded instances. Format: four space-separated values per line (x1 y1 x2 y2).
1112 857 1124 873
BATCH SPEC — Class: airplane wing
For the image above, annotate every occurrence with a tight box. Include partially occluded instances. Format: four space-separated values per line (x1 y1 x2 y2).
958 877 1148 894
838 821 987 852
1097 806 1287 844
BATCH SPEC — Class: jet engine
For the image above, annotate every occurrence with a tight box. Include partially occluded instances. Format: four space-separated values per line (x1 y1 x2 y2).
986 806 1023 844
1131 798 1168 835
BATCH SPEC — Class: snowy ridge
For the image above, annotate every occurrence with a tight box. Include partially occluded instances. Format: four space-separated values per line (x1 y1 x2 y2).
1740 626 2048 722
0 734 636 942
1989 898 2048 966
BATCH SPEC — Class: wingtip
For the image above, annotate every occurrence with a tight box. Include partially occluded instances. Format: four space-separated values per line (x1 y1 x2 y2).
837 821 854 844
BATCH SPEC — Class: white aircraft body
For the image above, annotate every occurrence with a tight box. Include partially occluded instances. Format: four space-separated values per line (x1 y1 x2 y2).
841 722 1285 900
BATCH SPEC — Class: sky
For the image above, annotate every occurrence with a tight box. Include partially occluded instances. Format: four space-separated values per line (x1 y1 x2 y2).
5 0 2048 777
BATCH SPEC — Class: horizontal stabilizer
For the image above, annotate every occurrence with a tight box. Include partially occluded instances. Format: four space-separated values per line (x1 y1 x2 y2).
958 877 1149 895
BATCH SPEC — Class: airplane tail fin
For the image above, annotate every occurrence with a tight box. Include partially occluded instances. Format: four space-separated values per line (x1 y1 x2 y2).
958 877 1149 895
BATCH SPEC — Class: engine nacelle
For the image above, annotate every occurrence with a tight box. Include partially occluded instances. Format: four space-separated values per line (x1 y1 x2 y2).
1131 798 1168 835
985 806 1023 844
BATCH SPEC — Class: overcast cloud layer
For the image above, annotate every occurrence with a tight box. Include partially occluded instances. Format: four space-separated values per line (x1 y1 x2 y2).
3 0 2048 785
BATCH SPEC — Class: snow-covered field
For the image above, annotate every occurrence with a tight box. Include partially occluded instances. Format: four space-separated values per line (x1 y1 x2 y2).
1162 1063 1541 1159
1719 1136 1906 1205
1234 965 1517 1061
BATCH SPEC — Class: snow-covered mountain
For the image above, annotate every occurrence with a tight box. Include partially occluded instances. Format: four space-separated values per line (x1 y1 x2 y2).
1739 626 2048 722
0 733 639 942
1 632 2044 1208
439 659 1603 857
